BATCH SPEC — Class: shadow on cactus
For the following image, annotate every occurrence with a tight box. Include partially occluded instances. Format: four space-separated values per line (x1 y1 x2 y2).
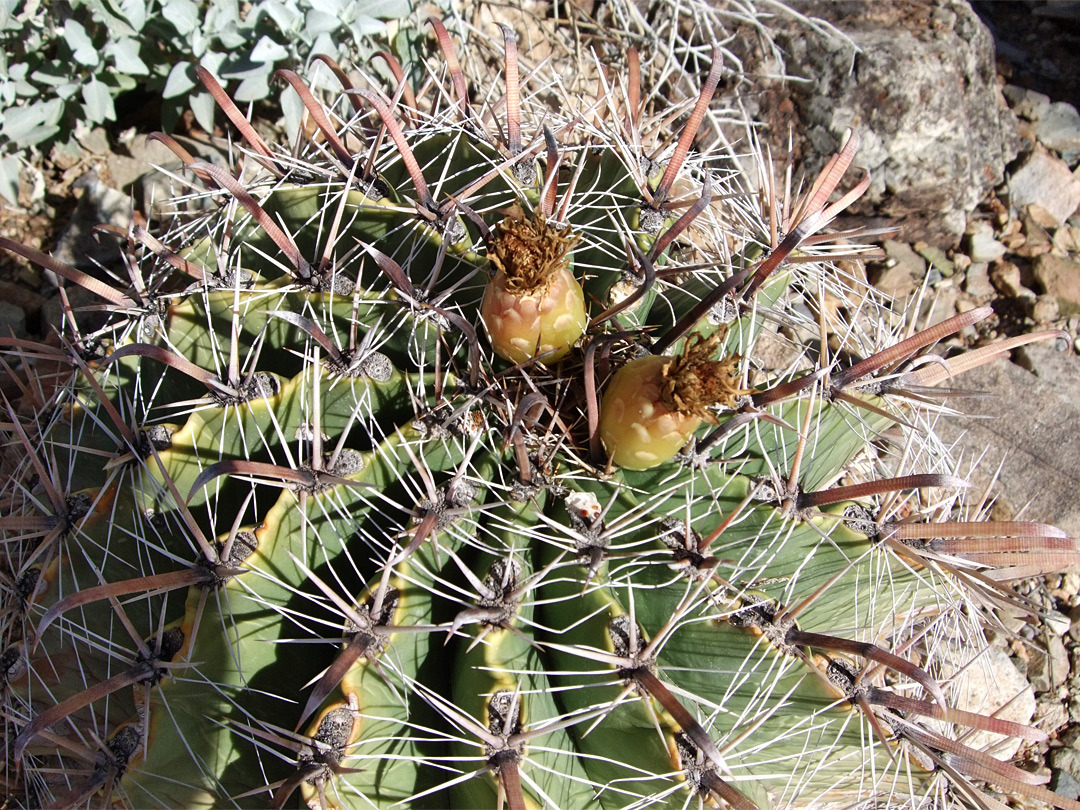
3 18 1079 810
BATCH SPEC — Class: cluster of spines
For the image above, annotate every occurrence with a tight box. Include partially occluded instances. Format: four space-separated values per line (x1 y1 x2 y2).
0 18 1078 810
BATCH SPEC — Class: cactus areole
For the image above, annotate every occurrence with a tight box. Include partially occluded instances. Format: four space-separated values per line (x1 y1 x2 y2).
2 17 1078 810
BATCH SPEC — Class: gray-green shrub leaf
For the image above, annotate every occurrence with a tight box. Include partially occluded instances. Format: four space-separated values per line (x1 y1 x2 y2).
259 1 303 36
233 73 270 102
190 89 216 134
348 16 386 41
163 0 200 36
0 153 20 205
359 0 412 16
250 35 289 63
119 0 148 31
303 8 337 38
1 99 62 145
163 62 196 99
63 19 99 66
107 37 149 75
82 78 115 123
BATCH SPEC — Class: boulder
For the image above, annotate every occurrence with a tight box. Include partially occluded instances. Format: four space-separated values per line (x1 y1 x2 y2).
771 0 1018 247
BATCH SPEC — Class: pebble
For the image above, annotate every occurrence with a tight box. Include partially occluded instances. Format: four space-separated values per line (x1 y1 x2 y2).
1052 769 1080 802
1065 571 1080 598
1029 634 1070 692
1036 101 1080 160
0 300 26 338
964 262 995 297
869 240 926 296
1009 147 1080 225
1019 208 1055 256
1052 748 1080 784
966 221 1007 262
991 260 1032 298
1033 254 1080 317
1038 694 1070 732
1049 610 1074 635
1032 294 1061 323
1004 84 1053 121
915 242 955 276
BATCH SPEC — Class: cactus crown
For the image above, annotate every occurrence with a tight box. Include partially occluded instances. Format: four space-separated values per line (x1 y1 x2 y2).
2 15 1078 810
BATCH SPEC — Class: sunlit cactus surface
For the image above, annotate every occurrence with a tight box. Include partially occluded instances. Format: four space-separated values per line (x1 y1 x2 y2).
3 16 1079 810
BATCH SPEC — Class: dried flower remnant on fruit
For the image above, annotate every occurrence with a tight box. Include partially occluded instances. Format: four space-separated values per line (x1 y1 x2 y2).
659 332 745 419
480 210 587 364
599 330 747 470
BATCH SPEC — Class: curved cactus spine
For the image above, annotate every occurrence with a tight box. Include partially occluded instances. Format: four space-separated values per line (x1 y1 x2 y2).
3 19 1079 810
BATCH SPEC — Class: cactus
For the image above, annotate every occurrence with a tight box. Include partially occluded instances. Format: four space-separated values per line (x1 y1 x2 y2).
3 18 1079 810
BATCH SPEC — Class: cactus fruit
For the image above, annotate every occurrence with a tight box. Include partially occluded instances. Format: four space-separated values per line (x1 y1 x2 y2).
598 330 746 470
4 18 1080 810
480 211 588 365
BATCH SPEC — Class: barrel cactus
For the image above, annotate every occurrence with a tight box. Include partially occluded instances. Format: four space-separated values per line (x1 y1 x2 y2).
3 18 1079 810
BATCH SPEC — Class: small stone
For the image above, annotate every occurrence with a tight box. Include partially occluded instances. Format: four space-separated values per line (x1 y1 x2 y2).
955 297 979 314
1029 634 1069 692
931 646 1035 758
1009 147 1080 225
1036 101 1080 155
1053 749 1080 783
1047 610 1072 635
1029 203 1062 231
1033 254 1080 317
1032 294 1061 324
915 242 955 277
963 262 995 297
966 221 1007 263
1064 571 1080 598
1036 694 1069 732
1052 769 1080 802
869 240 926 296
73 123 110 155
1018 208 1055 257
1055 222 1080 254
0 300 26 338
1003 84 1053 121
991 260 1032 298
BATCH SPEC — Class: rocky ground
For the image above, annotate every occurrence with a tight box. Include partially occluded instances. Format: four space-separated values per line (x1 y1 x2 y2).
1 0 1080 803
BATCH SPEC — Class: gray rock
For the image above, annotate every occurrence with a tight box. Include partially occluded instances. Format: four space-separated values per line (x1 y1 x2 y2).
963 261 995 297
930 645 1034 759
966 221 1007 263
1037 693 1070 732
991 260 1033 298
1032 294 1061 324
916 243 955 276
1033 254 1080 317
0 300 26 338
1052 768 1080 802
934 344 1080 535
1029 634 1070 692
1004 84 1053 121
869 239 926 296
774 0 1018 247
1053 749 1080 784
1036 101 1080 157
49 172 133 281
1009 147 1080 225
